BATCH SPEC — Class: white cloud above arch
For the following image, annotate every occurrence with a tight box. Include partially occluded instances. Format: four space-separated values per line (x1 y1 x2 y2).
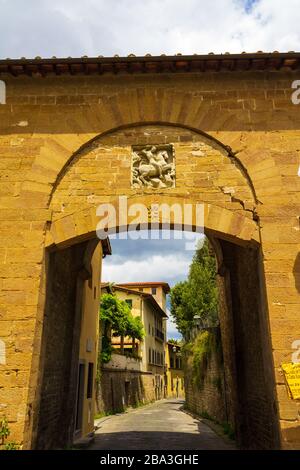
0 0 299 59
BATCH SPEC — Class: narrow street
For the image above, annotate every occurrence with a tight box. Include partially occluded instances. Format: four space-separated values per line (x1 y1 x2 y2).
90 399 236 450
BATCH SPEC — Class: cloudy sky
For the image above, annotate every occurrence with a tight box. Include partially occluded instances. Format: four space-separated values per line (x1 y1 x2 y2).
0 0 299 59
102 231 204 340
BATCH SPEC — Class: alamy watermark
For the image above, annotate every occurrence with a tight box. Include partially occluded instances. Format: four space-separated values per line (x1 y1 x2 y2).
291 339 300 363
95 196 205 251
0 80 6 104
291 80 300 104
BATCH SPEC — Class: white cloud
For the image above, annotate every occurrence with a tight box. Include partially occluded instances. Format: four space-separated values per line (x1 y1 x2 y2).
102 236 193 341
102 252 186 340
102 253 190 284
0 1 299 58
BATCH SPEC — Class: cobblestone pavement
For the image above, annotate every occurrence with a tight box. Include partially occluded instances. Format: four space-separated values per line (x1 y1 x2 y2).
90 399 236 450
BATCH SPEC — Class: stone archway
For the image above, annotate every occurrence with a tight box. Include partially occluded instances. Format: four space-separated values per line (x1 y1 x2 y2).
1 53 299 450
19 121 282 450
32 204 279 449
1 102 297 449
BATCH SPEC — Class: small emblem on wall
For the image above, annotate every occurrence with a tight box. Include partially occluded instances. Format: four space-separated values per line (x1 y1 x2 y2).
131 144 175 189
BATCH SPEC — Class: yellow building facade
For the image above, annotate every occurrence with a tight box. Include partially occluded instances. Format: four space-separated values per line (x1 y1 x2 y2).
101 283 168 396
75 240 111 442
165 342 185 399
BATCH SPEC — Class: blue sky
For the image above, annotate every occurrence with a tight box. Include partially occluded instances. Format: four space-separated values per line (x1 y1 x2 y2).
102 231 203 340
0 1 299 58
242 0 258 13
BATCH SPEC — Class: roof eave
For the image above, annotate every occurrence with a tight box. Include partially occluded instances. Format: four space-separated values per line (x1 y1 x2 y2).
1 52 299 77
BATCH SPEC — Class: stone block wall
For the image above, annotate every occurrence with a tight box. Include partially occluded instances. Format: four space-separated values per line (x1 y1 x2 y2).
219 241 281 449
97 368 155 414
0 67 299 448
34 242 87 449
184 330 227 426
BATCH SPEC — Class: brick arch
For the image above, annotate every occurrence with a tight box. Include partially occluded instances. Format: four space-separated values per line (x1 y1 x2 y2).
50 122 259 206
20 85 283 206
3 61 298 451
45 197 259 250
23 121 259 208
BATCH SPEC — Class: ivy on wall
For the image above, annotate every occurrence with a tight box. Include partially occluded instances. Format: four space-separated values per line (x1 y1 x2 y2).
183 328 223 390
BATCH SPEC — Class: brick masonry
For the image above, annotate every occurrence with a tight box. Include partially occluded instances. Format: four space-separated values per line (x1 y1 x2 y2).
97 368 155 414
34 242 88 449
184 333 228 426
0 69 299 448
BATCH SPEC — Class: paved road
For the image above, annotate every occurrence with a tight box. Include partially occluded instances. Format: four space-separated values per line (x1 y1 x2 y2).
91 399 235 450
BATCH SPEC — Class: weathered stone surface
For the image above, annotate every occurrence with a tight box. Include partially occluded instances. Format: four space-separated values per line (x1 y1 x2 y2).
0 69 299 450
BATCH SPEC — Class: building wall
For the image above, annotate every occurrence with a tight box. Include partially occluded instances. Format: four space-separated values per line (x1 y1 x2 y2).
32 240 102 449
111 289 142 319
109 289 144 359
0 70 299 448
78 241 103 439
108 288 166 377
138 286 167 312
34 243 86 449
98 368 155 414
97 289 165 412
143 299 165 380
165 344 185 399
101 352 142 371
167 369 185 399
184 338 227 425
220 241 280 449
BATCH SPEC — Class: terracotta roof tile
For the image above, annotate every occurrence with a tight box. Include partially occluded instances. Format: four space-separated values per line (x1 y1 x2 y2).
0 52 299 76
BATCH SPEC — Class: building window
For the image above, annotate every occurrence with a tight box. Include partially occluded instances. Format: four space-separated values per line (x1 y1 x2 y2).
87 362 94 399
148 323 151 334
125 299 132 308
149 348 151 363
151 287 157 295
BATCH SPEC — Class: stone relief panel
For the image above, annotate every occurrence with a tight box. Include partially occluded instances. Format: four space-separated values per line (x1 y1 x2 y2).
131 144 175 189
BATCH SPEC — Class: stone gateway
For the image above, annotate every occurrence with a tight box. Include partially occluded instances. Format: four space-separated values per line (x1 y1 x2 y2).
0 52 299 449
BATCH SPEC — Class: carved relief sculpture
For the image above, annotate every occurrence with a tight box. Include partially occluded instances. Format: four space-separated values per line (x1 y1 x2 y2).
131 144 175 189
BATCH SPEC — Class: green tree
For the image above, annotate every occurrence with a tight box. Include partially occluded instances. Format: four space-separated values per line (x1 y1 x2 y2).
170 238 218 338
168 338 180 345
126 315 145 352
99 293 145 360
126 315 145 341
100 293 131 335
100 293 131 355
